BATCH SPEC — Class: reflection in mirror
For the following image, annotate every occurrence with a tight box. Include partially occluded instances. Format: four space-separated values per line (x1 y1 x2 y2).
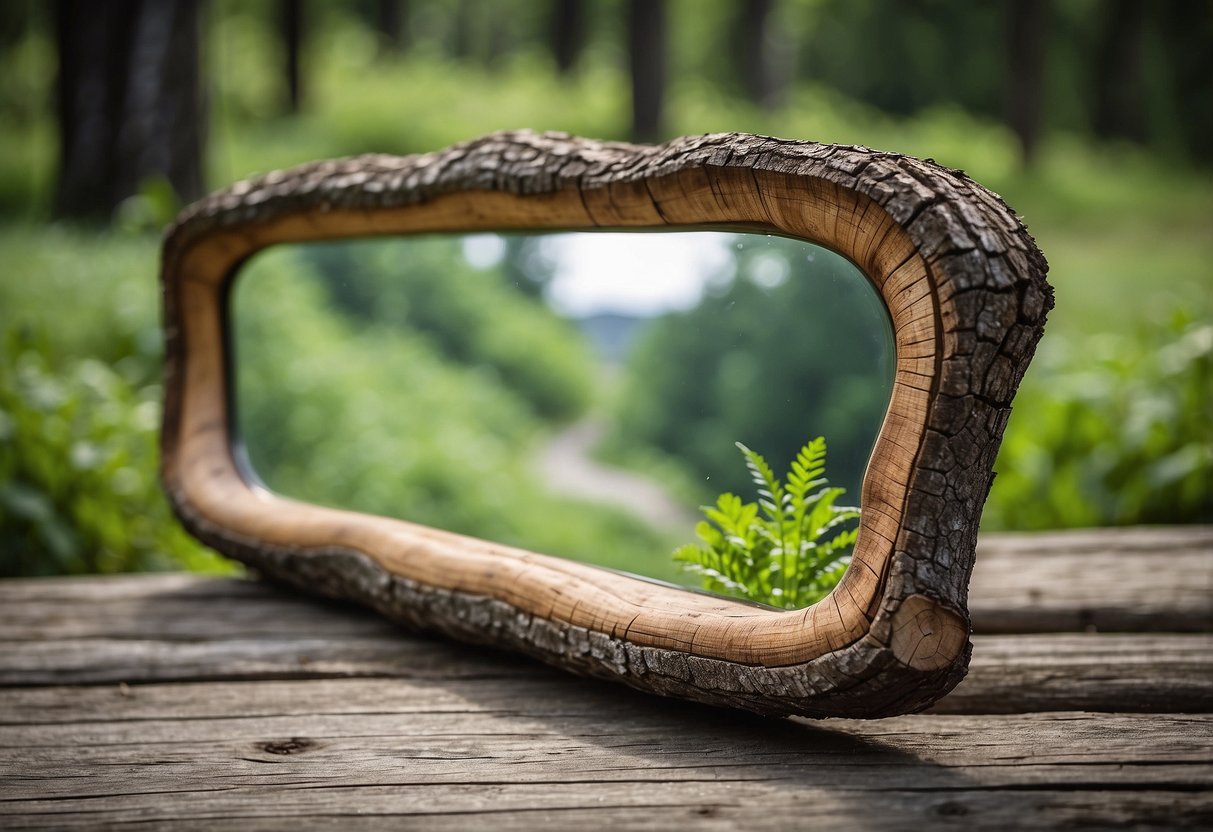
231 231 894 599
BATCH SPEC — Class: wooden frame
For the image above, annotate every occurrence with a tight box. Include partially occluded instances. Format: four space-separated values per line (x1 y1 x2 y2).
160 131 1051 718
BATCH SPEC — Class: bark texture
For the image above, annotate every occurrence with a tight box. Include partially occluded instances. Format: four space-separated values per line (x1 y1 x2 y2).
161 131 1052 718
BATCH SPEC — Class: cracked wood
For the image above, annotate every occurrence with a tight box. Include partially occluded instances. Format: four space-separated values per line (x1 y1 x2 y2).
159 130 1052 717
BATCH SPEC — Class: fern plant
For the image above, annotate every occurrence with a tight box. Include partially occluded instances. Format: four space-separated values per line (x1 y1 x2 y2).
673 437 861 610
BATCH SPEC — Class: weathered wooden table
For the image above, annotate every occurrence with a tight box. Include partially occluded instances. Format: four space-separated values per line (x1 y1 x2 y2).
2 527 1210 829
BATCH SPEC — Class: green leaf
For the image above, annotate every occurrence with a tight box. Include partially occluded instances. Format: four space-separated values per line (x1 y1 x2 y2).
674 435 860 609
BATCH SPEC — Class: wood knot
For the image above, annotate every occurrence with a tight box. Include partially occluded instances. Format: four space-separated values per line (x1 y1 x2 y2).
934 800 970 817
259 737 316 755
889 594 968 671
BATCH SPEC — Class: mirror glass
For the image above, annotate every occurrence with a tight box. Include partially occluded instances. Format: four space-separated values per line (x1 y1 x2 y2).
231 231 894 591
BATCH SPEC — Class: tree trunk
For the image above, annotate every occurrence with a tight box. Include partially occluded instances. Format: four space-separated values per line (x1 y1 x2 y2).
1091 0 1147 143
1003 0 1050 165
279 0 303 114
451 0 474 61
551 0 586 75
731 0 784 110
53 0 205 221
627 0 666 142
1159 0 1213 163
374 0 410 54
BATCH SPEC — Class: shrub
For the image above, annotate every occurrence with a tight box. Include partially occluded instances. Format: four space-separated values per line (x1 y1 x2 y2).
987 313 1212 529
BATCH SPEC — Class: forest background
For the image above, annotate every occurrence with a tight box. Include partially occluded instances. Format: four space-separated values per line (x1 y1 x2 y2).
1 0 1209 582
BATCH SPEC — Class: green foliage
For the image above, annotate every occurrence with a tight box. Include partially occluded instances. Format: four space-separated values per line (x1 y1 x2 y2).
1 4 1210 581
0 226 675 580
612 235 893 504
233 241 680 581
675 437 859 609
986 314 1212 529
299 237 592 422
0 227 231 576
0 328 230 576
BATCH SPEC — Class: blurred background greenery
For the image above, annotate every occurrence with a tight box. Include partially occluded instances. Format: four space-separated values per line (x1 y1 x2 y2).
0 0 1209 579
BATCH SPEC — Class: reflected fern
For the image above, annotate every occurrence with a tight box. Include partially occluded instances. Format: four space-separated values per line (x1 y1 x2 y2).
674 437 860 609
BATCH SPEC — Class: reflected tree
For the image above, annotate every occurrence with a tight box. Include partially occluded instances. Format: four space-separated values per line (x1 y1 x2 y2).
613 237 893 502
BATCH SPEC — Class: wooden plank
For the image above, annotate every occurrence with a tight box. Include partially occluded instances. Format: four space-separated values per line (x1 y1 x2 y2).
2 573 1211 713
2 629 1209 715
0 574 408 641
936 633 1213 714
1 553 1210 831
2 527 1209 642
0 677 1209 829
3 785 1206 831
972 527 1213 633
0 634 535 686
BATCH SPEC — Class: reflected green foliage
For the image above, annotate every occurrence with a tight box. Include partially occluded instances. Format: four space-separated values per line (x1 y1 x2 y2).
988 315 1212 529
234 242 679 581
610 237 893 502
675 438 859 609
301 238 591 421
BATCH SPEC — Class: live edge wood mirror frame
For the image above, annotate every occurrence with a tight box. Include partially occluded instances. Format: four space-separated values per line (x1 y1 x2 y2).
161 131 1052 719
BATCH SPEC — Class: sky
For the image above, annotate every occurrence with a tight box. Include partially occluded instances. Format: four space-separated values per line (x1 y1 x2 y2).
463 231 744 318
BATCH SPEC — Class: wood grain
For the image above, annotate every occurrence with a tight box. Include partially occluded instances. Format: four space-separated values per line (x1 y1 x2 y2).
3 563 1209 714
972 527 1213 632
1 680 1209 829
2 632 1209 713
4 528 1205 640
2 545 1211 831
160 131 1052 717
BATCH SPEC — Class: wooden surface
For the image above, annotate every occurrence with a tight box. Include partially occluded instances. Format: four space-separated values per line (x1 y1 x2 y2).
160 131 1052 717
2 526 1211 829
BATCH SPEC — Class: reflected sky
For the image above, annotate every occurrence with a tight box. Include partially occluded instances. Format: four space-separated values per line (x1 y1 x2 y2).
464 231 756 317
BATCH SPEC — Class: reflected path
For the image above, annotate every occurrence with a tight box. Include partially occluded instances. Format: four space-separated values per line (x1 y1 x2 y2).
537 418 698 533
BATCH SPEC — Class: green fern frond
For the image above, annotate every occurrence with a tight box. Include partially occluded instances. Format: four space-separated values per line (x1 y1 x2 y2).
674 435 861 609
786 437 827 503
736 442 784 523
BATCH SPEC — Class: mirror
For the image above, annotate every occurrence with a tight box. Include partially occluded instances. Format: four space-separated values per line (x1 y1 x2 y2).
231 231 894 594
162 131 1050 718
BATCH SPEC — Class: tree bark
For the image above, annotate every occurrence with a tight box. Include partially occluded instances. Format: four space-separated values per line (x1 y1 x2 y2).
1004 0 1050 165
551 0 586 75
627 0 666 142
53 0 205 220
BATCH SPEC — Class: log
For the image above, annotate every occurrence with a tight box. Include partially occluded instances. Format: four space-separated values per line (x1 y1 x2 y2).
159 131 1052 718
